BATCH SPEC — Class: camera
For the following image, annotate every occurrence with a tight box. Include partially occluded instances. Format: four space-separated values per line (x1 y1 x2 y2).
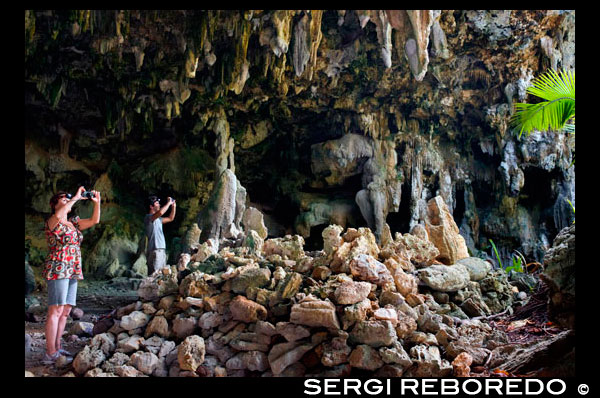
82 190 94 199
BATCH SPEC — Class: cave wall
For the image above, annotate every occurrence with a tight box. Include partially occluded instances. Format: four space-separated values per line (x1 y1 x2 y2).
24 10 575 281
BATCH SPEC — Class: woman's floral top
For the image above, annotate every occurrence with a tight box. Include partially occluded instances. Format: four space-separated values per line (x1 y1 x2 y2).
43 216 84 280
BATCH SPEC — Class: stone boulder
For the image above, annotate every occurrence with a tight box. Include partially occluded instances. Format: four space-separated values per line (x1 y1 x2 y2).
178 335 205 371
379 340 413 367
424 196 469 265
348 344 384 371
456 257 491 281
242 207 268 239
137 270 179 301
349 254 394 288
333 281 372 305
320 332 352 367
349 320 397 347
230 266 271 294
73 345 106 375
407 344 452 377
290 295 340 330
541 224 575 329
331 228 380 273
268 341 315 375
71 321 95 336
263 235 306 261
120 311 151 331
129 351 160 375
198 168 246 243
322 224 344 258
179 271 217 298
418 263 470 292
229 295 268 323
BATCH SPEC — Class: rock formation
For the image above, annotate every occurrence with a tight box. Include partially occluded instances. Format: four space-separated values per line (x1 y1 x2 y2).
25 11 575 280
63 212 527 377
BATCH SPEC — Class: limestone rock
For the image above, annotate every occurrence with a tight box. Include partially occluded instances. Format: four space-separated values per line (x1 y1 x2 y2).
120 311 151 331
71 321 95 336
263 235 306 261
418 263 470 292
320 332 352 367
290 295 340 330
226 351 269 372
348 344 384 371
456 257 492 281
179 271 217 298
395 312 418 339
333 281 372 305
191 239 219 263
229 295 268 323
137 271 179 301
342 298 371 330
177 335 205 371
245 230 264 254
129 351 160 375
379 340 413 367
331 228 380 273
268 341 315 375
199 169 246 243
373 307 398 325
349 320 397 347
424 196 469 265
392 268 418 296
541 224 575 329
451 352 473 377
322 224 344 258
349 254 394 288
144 315 170 338
242 207 268 239
90 333 116 355
408 344 452 377
198 311 224 329
73 346 106 375
276 322 311 342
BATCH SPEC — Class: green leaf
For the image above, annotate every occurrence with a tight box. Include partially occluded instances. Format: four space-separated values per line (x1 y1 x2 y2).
511 69 575 138
489 239 502 269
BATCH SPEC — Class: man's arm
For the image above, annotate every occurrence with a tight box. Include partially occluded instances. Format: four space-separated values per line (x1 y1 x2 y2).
151 198 173 222
162 200 176 224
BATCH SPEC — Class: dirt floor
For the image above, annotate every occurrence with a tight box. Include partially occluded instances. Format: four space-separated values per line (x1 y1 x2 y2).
25 279 139 377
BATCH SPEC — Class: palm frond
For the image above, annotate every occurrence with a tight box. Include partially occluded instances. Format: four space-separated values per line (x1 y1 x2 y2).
510 69 575 138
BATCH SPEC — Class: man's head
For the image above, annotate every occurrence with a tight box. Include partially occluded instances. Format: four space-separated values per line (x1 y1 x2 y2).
147 195 161 213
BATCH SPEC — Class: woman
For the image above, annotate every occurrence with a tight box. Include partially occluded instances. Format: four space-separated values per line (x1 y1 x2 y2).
42 186 101 365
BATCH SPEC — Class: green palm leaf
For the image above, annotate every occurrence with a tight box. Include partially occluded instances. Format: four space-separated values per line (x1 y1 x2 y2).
511 69 575 138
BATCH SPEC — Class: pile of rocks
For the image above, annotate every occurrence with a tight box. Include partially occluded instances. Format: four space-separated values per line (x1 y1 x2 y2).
68 197 518 377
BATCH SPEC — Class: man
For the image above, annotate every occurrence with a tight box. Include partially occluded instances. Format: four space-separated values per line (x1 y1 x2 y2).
145 195 176 274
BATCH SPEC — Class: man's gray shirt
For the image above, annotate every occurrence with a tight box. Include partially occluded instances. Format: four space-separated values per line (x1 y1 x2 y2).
145 214 166 251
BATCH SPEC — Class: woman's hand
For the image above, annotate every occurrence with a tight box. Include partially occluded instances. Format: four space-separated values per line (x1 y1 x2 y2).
90 190 101 203
74 186 86 200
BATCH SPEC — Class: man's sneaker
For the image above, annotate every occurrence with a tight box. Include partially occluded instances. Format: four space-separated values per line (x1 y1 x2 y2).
41 351 60 365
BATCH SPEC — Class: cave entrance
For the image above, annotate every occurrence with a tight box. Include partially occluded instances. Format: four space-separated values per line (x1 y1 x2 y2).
519 166 562 238
454 186 466 227
304 224 328 251
519 167 558 209
386 180 412 235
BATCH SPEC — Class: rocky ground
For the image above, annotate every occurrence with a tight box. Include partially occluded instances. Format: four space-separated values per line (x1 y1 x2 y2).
24 279 571 377
24 200 575 378
25 279 138 377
